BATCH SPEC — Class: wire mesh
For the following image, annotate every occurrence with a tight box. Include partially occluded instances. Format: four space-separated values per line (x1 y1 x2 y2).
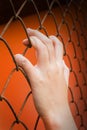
0 0 87 129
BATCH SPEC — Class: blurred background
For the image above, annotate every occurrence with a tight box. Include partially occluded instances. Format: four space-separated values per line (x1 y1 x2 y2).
0 0 87 129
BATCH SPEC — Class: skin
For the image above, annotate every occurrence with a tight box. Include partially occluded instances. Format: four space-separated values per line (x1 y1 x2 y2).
15 28 77 130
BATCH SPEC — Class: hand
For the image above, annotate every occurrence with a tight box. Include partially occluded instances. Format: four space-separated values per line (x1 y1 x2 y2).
15 28 77 130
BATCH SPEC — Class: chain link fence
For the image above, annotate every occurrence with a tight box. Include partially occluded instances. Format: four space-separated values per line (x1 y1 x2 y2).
0 0 87 129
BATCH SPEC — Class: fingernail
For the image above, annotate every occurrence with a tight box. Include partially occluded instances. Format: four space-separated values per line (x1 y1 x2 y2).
23 38 27 41
15 54 23 61
22 39 28 43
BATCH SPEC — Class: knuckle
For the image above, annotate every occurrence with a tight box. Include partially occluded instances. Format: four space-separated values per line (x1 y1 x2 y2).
57 62 64 72
63 60 70 75
66 66 70 74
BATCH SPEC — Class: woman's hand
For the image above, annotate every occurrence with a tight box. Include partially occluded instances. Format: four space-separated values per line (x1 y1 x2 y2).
15 28 77 130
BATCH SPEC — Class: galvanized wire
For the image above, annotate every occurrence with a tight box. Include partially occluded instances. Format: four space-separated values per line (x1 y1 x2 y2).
0 0 87 129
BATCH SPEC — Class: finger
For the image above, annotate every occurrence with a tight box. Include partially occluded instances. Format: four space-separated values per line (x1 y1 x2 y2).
14 54 35 80
49 36 63 61
27 28 55 62
23 36 49 67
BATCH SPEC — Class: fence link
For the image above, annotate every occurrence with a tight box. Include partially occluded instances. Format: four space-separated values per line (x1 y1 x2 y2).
0 0 87 129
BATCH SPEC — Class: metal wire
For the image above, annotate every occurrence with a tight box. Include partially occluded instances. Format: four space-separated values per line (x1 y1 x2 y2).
0 0 87 129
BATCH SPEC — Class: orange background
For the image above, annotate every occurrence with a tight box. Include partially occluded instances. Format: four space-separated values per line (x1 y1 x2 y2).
0 7 87 130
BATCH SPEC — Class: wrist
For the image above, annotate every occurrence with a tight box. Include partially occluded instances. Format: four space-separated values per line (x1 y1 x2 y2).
42 103 77 130
42 114 60 130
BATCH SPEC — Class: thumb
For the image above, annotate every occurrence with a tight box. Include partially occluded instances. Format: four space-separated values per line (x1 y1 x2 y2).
14 54 35 79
